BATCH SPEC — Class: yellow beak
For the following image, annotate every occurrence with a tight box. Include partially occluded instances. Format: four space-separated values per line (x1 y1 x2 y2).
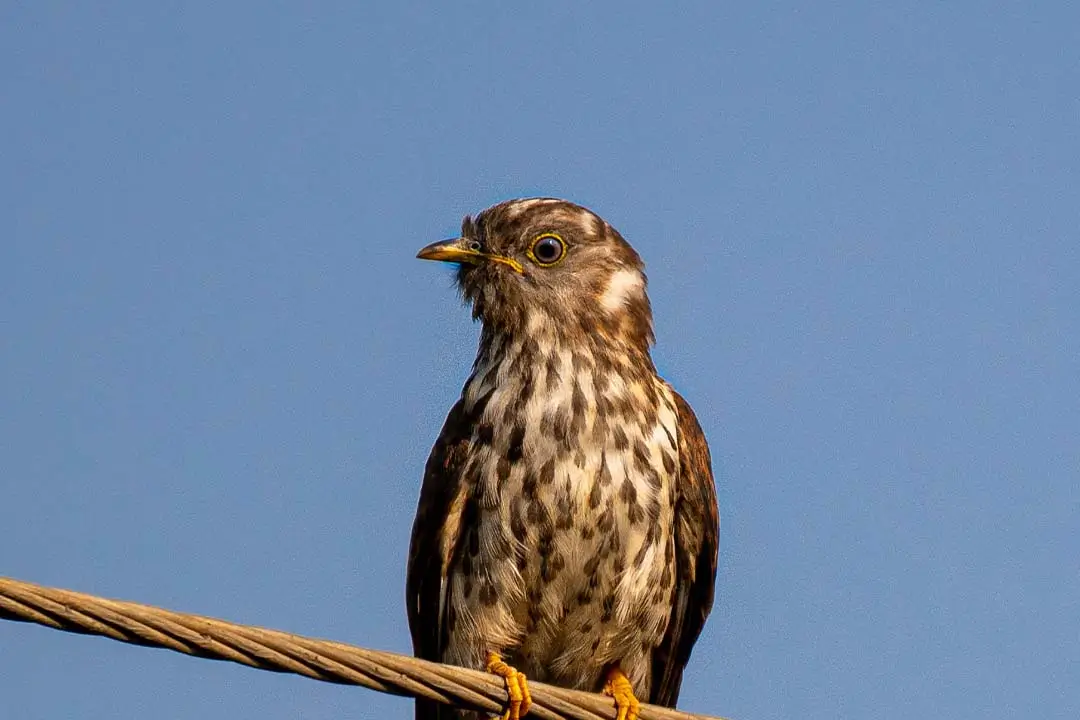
416 238 524 274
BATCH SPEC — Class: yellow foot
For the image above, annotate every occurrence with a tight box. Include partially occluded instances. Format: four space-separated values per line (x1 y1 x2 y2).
602 666 641 720
486 651 532 720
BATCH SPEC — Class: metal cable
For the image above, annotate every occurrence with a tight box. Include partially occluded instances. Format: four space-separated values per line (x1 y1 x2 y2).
0 576 724 720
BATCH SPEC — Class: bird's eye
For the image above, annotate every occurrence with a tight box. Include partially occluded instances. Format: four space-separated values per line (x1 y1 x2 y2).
529 233 566 266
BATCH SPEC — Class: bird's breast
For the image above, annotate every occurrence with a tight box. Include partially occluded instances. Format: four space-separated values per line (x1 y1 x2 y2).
446 344 680 689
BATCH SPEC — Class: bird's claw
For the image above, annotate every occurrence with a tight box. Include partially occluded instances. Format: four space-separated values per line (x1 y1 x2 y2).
603 666 640 720
486 652 531 720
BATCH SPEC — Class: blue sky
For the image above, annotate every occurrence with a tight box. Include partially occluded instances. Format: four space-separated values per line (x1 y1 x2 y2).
2 3 1077 719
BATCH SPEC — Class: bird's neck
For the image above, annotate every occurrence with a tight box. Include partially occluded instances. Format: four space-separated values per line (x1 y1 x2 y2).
461 323 658 421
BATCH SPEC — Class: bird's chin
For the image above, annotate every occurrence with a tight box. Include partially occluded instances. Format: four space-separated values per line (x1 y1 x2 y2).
455 260 506 289
453 262 475 286
453 264 483 303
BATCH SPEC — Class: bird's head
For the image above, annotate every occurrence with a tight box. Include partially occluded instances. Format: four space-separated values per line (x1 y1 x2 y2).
417 198 654 351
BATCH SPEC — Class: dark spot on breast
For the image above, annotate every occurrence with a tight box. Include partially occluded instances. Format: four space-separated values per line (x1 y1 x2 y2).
538 526 562 583
538 522 554 552
572 351 593 373
597 453 612 486
506 382 531 424
467 525 480 557
556 479 574 529
661 450 676 475
592 414 608 443
520 370 536 403
633 538 651 567
549 409 571 448
527 497 554 534
479 581 498 606
470 387 495 419
588 475 602 509
556 511 573 531
633 440 650 472
527 587 543 626
569 413 585 440
601 594 615 623
522 469 538 498
545 353 560 383
575 314 593 338
475 423 494 446
541 550 565 583
584 554 601 577
596 506 615 535
645 468 663 492
507 425 526 462
595 527 621 566
497 456 511 480
511 503 526 538
571 382 586 417
596 351 615 375
612 426 628 451
580 523 596 540
510 348 529 377
574 449 587 468
539 458 556 486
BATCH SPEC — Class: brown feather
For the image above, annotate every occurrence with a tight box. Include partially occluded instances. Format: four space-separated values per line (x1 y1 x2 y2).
649 387 719 707
406 398 477 720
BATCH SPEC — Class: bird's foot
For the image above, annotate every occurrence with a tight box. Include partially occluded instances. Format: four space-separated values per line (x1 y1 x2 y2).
602 666 641 720
486 651 531 720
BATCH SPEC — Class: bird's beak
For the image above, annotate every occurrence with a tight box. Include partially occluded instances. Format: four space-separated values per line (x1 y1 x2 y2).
416 238 524 274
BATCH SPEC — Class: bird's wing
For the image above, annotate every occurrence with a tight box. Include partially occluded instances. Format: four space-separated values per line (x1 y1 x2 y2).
650 388 719 707
406 397 476 720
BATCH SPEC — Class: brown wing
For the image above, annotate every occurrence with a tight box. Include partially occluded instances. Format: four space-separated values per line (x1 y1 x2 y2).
650 388 720 707
406 397 476 720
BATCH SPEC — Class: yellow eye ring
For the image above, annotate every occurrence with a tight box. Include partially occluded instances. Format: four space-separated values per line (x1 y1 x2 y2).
527 233 567 267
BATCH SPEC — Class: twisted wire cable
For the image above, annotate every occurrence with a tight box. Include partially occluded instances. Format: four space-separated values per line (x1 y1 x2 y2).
0 576 725 720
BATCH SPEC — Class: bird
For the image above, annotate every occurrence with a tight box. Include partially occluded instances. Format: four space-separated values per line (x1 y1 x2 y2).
407 198 718 720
